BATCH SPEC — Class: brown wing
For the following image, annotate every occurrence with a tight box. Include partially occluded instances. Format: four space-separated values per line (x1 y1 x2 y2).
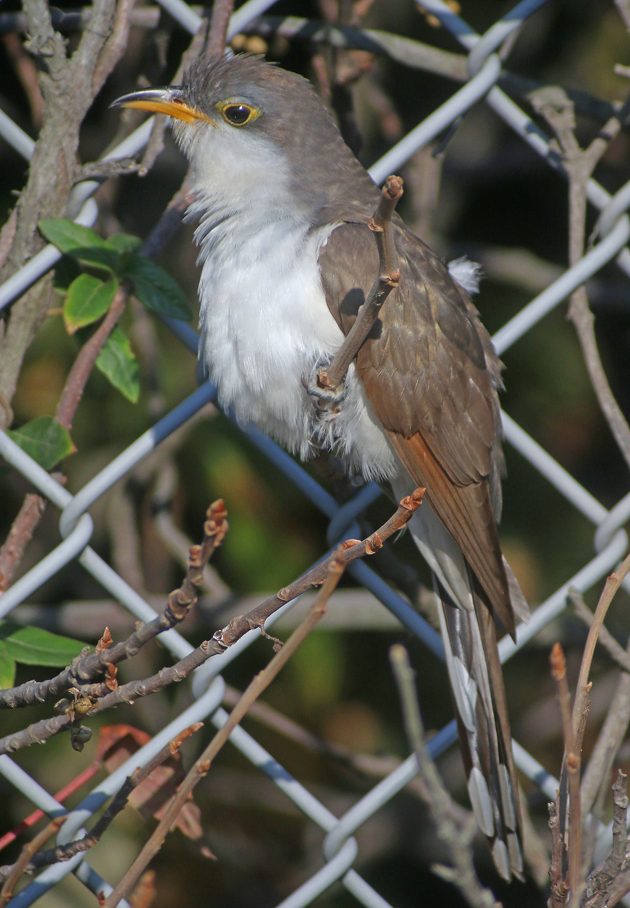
318 219 514 635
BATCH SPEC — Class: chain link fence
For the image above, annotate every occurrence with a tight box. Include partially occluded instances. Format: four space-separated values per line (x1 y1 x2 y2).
1 0 629 905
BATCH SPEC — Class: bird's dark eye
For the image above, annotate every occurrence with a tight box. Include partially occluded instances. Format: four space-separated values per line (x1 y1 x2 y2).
224 105 250 125
216 100 260 127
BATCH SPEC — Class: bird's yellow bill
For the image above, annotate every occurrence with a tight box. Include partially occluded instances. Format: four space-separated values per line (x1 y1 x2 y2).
113 90 211 125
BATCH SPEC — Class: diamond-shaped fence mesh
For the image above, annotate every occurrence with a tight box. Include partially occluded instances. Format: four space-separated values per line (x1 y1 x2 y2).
0 1 629 906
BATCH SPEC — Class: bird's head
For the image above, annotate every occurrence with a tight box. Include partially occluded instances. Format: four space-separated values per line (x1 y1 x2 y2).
112 54 377 220
114 55 289 145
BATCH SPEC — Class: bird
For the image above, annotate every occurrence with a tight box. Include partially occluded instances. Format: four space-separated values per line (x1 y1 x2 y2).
113 52 527 881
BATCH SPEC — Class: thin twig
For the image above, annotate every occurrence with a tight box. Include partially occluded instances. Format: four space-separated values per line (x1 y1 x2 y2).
551 553 630 906
568 588 630 675
103 550 348 908
581 672 630 817
317 174 403 393
0 817 66 905
389 644 496 908
531 85 630 471
221 683 465 811
76 157 144 182
551 642 582 906
152 459 231 605
609 771 629 873
0 491 424 754
2 32 44 125
3 10 627 125
204 0 234 61
134 26 207 176
91 0 136 94
0 763 100 854
572 553 630 737
55 285 129 430
140 180 196 259
0 284 128 589
214 487 423 648
583 771 630 908
549 799 568 908
0 725 202 884
0 500 228 713
0 494 46 592
0 210 17 275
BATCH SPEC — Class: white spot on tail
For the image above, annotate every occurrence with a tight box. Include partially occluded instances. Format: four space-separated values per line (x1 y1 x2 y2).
468 767 494 837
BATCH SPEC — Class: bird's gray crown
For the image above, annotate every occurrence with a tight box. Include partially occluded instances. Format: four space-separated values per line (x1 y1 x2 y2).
180 54 379 224
182 54 312 118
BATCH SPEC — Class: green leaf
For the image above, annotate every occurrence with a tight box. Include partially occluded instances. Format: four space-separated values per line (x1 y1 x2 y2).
124 254 192 321
0 641 16 689
0 621 87 671
96 327 140 402
7 417 75 470
63 274 118 334
104 233 141 254
40 218 108 253
39 218 119 273
69 247 120 273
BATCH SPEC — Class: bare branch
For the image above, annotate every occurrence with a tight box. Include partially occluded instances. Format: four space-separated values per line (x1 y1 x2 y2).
204 0 234 61
583 772 630 908
139 181 196 260
2 32 44 126
389 644 496 908
76 157 145 182
0 495 46 592
547 555 630 906
0 500 229 713
1 9 627 126
55 285 129 431
0 0 136 413
90 0 135 95
531 86 630 471
0 725 202 884
582 673 630 816
572 553 630 737
317 174 403 394
551 642 582 905
568 589 630 675
549 799 568 908
103 549 348 908
0 817 66 905
0 491 424 754
215 487 423 649
221 683 450 809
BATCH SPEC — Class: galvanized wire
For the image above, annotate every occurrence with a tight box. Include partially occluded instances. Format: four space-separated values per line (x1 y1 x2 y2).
0 1 629 905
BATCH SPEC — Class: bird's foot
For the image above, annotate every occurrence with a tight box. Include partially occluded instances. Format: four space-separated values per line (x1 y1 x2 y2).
302 357 347 422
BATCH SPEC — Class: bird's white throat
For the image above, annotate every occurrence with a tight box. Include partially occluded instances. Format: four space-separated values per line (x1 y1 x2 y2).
185 128 398 481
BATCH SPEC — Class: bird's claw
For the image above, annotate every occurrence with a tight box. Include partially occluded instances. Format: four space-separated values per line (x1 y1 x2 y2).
302 358 347 420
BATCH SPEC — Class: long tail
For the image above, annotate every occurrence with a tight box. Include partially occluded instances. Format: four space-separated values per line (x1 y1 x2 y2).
390 478 524 880
436 575 523 880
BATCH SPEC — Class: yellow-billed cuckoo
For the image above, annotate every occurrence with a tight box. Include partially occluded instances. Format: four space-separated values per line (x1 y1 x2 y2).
114 53 527 880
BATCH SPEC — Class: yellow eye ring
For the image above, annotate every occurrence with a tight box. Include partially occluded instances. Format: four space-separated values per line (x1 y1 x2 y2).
216 100 261 127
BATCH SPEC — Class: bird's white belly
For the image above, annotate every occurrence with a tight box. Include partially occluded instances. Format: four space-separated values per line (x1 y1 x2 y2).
197 218 397 481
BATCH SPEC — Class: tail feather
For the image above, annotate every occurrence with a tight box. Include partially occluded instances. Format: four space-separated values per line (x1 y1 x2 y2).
437 576 523 880
390 476 524 881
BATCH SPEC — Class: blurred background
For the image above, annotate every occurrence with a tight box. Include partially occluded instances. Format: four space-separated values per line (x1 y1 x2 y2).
1 1 629 905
